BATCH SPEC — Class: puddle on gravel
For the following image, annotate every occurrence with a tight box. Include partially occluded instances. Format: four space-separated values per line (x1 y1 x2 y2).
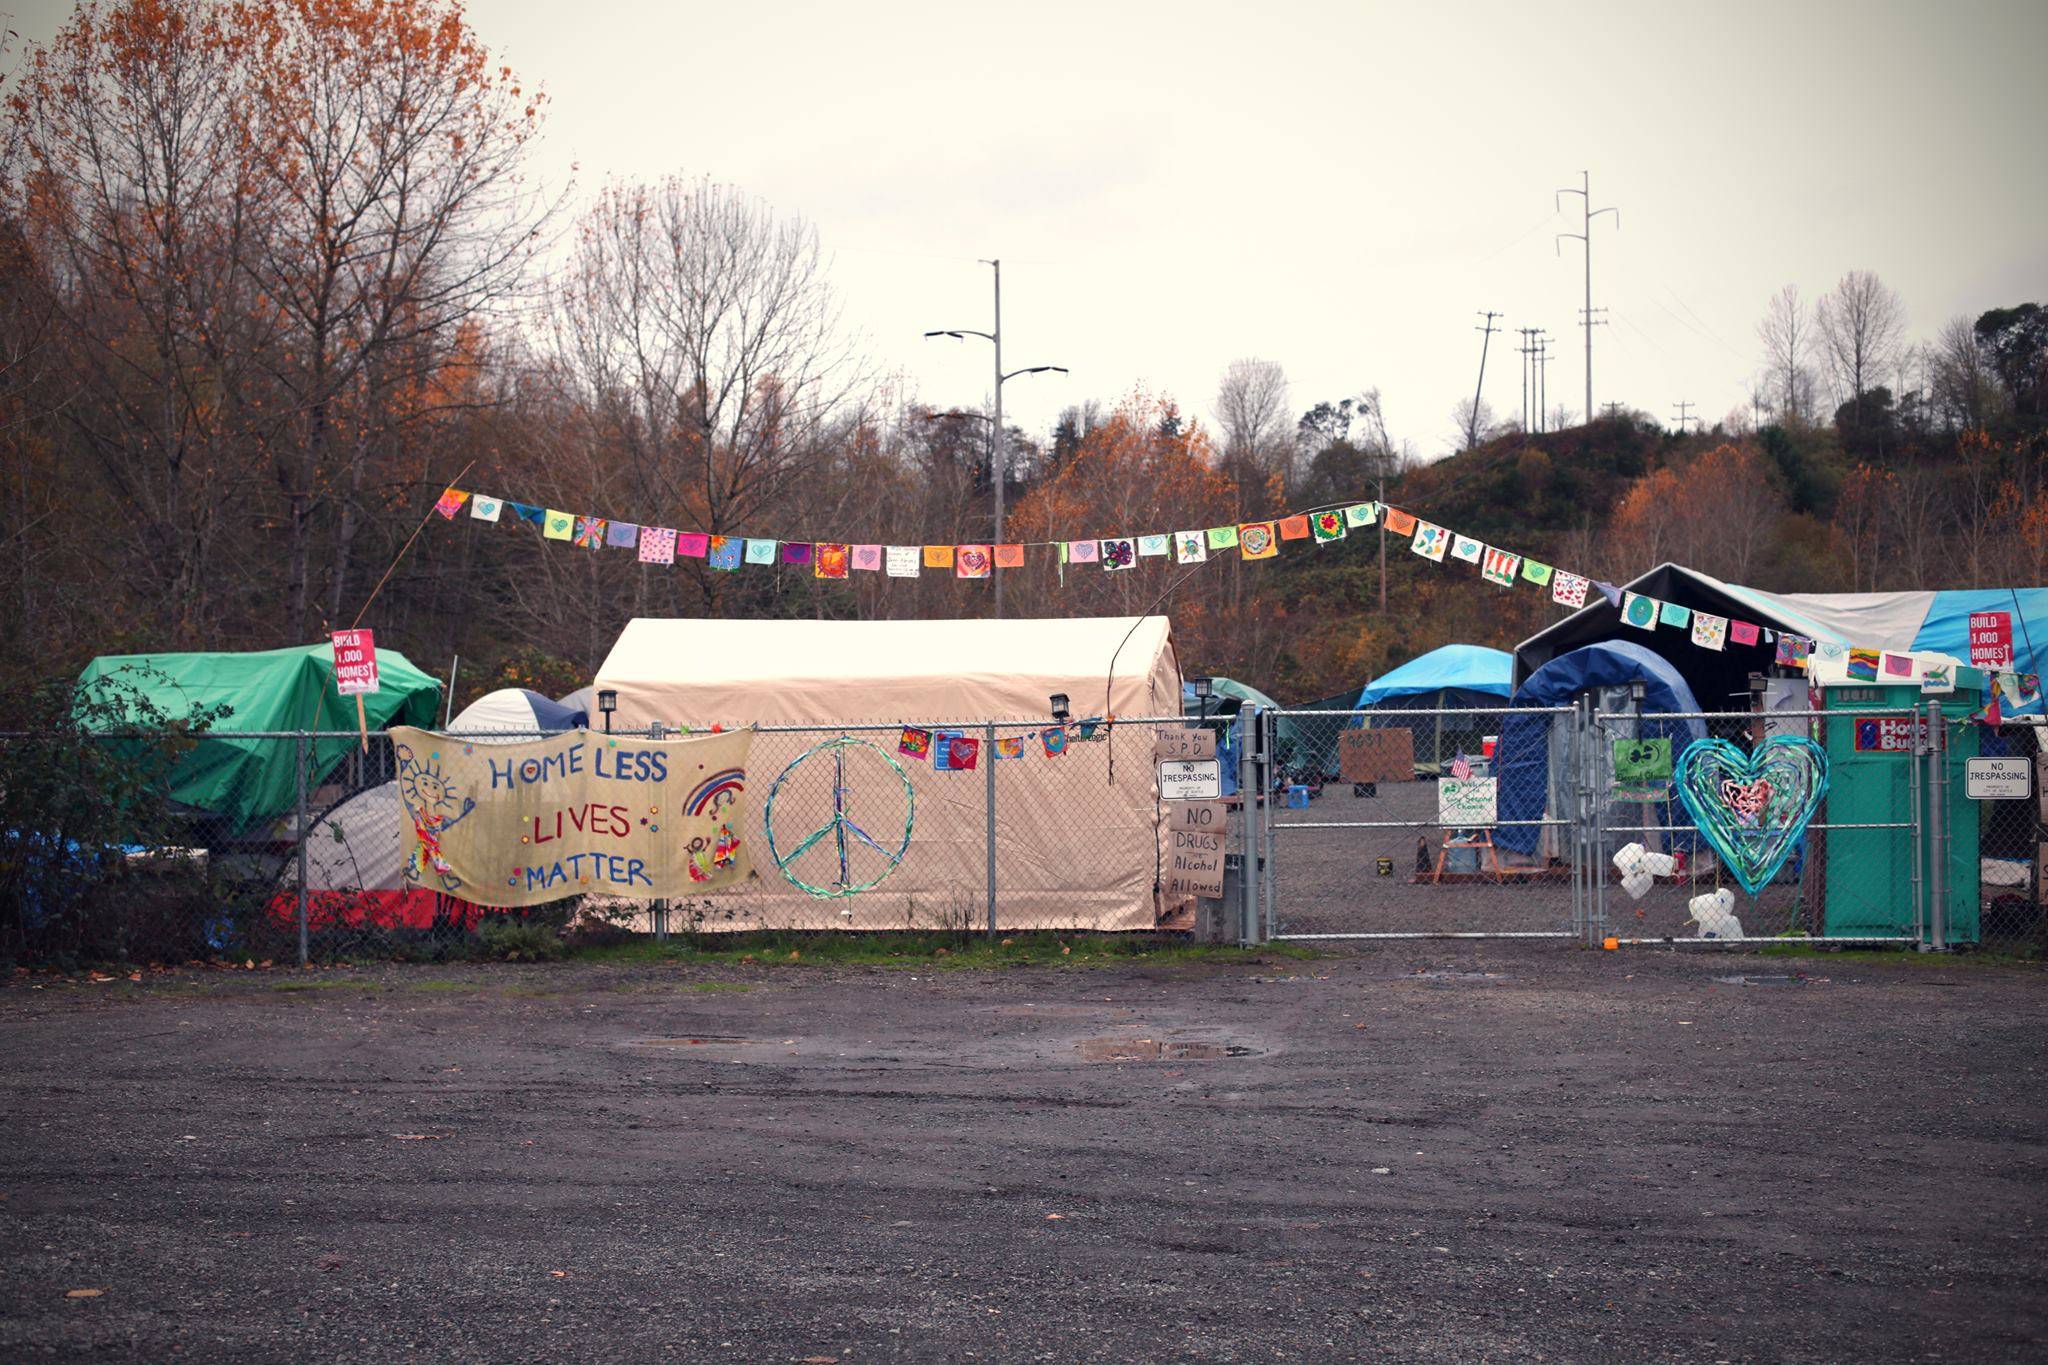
623 1035 768 1049
1078 1036 1260 1062
1410 970 1507 987
1714 974 1827 988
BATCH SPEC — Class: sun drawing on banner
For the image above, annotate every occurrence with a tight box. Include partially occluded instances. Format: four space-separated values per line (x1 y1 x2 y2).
395 742 477 892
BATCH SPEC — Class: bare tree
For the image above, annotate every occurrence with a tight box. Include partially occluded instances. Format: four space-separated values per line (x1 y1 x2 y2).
1929 314 2002 431
1448 396 1498 450
1756 285 1816 424
549 177 862 617
1213 358 1291 491
1815 270 1905 407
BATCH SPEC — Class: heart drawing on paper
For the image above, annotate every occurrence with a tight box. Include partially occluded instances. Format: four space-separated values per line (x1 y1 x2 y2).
956 546 992 578
1672 736 1828 897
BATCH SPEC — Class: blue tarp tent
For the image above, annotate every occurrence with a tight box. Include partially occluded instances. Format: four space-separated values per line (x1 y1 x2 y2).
1181 677 1279 797
1494 641 1707 856
1356 644 1514 708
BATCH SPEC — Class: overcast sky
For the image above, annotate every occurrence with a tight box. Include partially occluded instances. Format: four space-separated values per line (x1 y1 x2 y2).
19 0 2048 455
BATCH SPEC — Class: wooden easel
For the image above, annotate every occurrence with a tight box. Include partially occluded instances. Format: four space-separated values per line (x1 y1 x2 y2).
1433 829 1504 883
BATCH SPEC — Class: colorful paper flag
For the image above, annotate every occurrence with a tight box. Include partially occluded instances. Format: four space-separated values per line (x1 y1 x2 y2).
433 488 470 519
1278 514 1311 541
956 544 993 579
781 542 813 567
852 544 883 572
1041 727 1068 757
708 535 742 570
1882 652 1916 678
744 538 778 564
606 521 639 549
815 543 850 579
1450 534 1483 564
1205 525 1239 550
995 736 1025 759
993 543 1025 569
677 532 709 559
573 516 607 547
469 495 502 523
508 502 546 526
1847 648 1881 681
923 544 956 569
1238 522 1278 559
1520 559 1553 586
1658 601 1691 629
1481 547 1521 586
1410 522 1449 561
1730 620 1760 647
544 510 574 540
1621 592 1659 630
946 735 980 770
885 545 921 577
899 727 932 760
1311 510 1347 543
1384 508 1418 536
1099 537 1137 570
2018 672 2040 703
1137 533 1170 557
1175 531 1208 564
639 527 677 564
1691 613 1728 651
1342 503 1379 528
1552 572 1589 608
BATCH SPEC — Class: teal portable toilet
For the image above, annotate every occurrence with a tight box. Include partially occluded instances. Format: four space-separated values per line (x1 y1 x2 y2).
1816 671 1983 943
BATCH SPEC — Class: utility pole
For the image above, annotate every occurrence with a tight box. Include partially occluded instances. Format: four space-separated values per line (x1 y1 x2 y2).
1672 399 1696 435
1602 401 1623 420
1535 331 1552 433
1556 170 1619 425
1468 311 1501 449
1516 327 1539 433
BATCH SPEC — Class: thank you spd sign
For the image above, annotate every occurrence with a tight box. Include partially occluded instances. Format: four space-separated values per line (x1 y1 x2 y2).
331 628 380 696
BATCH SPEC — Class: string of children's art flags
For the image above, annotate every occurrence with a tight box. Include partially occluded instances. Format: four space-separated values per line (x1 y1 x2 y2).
427 484 2038 718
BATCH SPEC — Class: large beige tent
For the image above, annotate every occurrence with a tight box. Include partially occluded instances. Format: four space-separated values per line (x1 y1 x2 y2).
593 616 1185 931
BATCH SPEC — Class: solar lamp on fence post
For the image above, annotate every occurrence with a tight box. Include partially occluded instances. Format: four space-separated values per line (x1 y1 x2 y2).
597 689 617 735
1192 675 1213 727
1049 693 1070 725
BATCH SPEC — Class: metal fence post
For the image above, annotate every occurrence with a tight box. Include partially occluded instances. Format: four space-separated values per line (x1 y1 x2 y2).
1237 708 1259 946
294 731 310 967
1261 708 1277 942
1909 701 1926 948
984 719 998 939
1925 700 1948 951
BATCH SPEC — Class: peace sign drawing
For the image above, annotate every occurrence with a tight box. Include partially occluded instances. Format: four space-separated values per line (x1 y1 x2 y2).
764 737 916 898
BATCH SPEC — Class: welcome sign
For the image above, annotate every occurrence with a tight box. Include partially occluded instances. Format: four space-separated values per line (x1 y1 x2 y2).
389 725 755 907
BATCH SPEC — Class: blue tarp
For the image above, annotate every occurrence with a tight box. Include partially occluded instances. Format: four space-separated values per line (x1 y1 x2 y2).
1913 590 2047 714
1494 641 1707 855
1356 644 1514 708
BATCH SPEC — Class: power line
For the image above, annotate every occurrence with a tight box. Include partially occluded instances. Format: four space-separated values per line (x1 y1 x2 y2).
1556 170 1619 426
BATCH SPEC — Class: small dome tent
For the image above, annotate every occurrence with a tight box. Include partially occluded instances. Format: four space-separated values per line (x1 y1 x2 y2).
1353 644 1515 777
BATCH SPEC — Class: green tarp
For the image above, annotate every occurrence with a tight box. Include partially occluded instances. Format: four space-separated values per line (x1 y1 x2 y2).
78 643 442 832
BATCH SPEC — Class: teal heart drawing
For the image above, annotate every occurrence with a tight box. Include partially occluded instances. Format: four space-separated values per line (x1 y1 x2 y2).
1671 737 1828 897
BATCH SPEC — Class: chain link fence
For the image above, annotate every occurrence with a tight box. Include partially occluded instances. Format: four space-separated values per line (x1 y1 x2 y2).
6 705 2040 965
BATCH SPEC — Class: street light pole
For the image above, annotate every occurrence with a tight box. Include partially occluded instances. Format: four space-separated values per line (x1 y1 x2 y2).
925 260 1065 620
991 260 1004 617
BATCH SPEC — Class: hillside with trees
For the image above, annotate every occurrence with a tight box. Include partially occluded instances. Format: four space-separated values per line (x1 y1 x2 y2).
0 1 2041 707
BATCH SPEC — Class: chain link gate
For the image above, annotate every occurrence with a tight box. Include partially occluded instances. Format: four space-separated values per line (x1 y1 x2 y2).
1253 704 1588 942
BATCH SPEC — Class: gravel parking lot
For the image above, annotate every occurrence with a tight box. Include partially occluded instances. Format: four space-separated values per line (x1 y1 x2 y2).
3 942 2044 1362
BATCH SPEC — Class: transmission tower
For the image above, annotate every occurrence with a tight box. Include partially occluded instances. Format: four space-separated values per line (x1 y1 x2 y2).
1556 170 1619 424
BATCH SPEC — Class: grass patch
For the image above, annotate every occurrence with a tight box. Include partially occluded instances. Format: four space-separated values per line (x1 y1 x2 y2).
1754 943 2043 967
271 978 377 993
569 930 1317 971
686 980 752 993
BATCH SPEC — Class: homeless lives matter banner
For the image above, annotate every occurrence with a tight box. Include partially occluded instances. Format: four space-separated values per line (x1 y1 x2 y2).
390 725 755 907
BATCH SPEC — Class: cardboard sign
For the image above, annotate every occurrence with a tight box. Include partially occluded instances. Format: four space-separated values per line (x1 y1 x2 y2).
1970 611 2013 669
330 629 380 696
1853 716 1928 753
1437 776 1497 827
1339 728 1414 784
1966 757 2031 800
1164 799 1227 898
1158 758 1222 801
1154 728 1218 762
